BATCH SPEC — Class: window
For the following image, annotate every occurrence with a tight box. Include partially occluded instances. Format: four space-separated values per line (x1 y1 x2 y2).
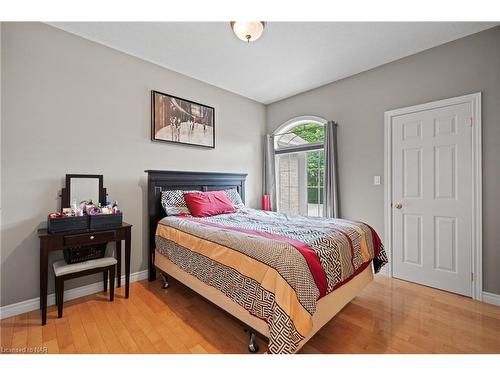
274 118 326 217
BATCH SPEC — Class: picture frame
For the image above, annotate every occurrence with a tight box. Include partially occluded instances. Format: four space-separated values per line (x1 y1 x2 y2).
151 90 215 149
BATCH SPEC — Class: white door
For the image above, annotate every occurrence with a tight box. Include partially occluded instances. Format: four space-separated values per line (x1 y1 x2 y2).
391 99 473 296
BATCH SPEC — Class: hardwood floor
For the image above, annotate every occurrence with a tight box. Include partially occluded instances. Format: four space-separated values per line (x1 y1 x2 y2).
2 275 500 354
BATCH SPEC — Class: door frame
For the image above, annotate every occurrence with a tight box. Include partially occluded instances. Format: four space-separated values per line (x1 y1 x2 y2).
383 92 482 300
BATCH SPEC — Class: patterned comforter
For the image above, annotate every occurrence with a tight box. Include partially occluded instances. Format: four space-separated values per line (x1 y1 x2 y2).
155 208 387 354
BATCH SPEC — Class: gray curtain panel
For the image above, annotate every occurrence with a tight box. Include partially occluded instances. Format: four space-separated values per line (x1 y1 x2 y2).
263 134 277 211
323 121 340 218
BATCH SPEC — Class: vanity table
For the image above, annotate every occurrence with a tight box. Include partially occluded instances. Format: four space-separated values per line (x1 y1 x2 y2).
38 174 132 325
38 224 132 325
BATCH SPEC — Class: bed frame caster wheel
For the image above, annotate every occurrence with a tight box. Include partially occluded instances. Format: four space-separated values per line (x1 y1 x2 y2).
161 273 169 289
247 332 259 353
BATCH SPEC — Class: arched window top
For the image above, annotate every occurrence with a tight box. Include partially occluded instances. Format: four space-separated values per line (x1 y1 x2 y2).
273 116 327 152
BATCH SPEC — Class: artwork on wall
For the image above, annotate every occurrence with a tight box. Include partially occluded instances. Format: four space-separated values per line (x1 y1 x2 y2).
151 90 215 148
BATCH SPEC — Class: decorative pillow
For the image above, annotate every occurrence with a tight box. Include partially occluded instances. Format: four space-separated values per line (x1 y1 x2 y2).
183 191 236 217
224 188 245 209
160 190 197 216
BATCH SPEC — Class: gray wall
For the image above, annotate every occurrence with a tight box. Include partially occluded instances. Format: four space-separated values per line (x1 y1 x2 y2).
0 23 3 306
267 26 500 294
0 23 266 306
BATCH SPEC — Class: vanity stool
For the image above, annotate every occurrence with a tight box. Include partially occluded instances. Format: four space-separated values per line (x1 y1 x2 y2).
52 257 117 318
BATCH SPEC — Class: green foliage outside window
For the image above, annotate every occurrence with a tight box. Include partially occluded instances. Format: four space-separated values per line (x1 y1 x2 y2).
291 123 325 204
291 123 324 143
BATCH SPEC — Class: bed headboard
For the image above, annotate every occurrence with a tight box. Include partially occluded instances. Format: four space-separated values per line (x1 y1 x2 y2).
145 170 247 281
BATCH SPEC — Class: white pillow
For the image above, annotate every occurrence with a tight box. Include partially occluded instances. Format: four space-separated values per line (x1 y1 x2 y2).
224 189 245 209
160 190 196 216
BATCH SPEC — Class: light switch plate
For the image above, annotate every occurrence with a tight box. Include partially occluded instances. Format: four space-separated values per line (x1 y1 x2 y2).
374 175 381 185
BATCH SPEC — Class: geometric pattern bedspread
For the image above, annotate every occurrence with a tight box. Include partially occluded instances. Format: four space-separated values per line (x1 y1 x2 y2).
155 208 387 354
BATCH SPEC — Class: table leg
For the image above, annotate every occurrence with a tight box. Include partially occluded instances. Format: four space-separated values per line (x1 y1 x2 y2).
148 230 156 282
116 240 122 288
40 241 48 325
125 228 131 298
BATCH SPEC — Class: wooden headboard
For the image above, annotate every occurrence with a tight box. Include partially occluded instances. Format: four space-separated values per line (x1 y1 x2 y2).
145 170 247 281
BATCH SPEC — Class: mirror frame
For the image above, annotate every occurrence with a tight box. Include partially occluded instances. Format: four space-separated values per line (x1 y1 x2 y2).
61 174 107 209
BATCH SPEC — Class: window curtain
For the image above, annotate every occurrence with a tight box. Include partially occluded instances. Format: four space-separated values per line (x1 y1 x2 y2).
263 134 277 211
323 121 340 218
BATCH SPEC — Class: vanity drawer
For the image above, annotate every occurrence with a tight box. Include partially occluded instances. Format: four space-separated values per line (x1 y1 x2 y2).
64 230 116 247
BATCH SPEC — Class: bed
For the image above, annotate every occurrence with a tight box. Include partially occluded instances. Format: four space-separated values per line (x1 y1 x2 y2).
146 170 387 354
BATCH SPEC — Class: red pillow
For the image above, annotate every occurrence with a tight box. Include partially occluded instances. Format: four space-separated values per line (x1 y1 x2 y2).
183 191 236 217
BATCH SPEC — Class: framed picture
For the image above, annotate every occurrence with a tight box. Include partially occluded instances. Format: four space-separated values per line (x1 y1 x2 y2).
151 90 215 148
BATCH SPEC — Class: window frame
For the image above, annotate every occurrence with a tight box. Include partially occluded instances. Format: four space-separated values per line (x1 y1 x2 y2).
273 116 327 216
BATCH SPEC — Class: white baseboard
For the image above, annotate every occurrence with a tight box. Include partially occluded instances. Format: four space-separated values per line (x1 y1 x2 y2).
2 269 497 320
376 270 500 307
0 269 149 320
481 291 500 307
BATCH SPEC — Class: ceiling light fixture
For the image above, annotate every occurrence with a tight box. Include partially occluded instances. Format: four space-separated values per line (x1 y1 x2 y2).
230 21 266 43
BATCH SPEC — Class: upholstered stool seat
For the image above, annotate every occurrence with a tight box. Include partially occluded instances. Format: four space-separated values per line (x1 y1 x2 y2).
52 257 117 318
53 257 117 277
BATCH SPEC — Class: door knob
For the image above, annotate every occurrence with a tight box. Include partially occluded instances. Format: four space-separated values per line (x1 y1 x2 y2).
394 202 403 209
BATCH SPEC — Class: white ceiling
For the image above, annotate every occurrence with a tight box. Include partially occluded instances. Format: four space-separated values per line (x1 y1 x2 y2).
49 22 497 104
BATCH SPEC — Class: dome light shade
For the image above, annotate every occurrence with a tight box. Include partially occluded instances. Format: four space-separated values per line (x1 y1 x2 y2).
230 21 266 42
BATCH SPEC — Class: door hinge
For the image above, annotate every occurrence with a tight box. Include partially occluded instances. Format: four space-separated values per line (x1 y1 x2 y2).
471 272 474 281
470 117 473 128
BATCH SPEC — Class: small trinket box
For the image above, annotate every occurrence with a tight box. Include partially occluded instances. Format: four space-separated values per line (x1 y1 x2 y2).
47 214 88 234
88 212 123 230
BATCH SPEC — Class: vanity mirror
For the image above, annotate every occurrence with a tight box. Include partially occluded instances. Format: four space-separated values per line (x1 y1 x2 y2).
61 174 107 209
